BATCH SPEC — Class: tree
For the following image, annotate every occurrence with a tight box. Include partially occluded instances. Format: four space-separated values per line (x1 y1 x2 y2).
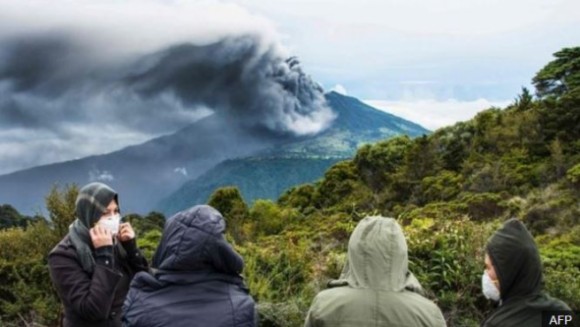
533 47 580 98
125 211 165 236
404 135 442 183
514 87 533 111
208 187 249 242
567 163 580 188
0 204 25 229
354 135 412 191
533 47 580 145
278 184 316 213
45 184 78 238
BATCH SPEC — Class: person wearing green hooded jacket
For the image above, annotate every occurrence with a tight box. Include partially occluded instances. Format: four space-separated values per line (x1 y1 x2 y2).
304 216 446 327
481 218 572 327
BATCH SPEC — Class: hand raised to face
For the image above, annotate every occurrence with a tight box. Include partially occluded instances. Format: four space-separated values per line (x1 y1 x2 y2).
90 225 113 249
117 222 136 242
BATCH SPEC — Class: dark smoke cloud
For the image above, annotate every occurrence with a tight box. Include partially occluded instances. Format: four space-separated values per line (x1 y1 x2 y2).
0 32 334 174
0 35 84 94
125 36 334 134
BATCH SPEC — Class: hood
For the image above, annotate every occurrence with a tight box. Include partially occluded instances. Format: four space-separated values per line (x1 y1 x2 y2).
152 205 244 275
75 182 118 227
337 216 422 291
486 218 543 302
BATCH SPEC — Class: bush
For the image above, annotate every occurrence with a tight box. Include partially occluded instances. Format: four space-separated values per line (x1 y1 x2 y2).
137 229 163 262
537 227 580 309
420 170 463 203
0 222 61 325
208 186 249 242
459 193 507 221
404 218 498 325
566 163 580 187
544 266 580 310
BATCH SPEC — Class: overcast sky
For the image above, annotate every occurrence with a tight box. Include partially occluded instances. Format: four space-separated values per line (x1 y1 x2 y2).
0 0 579 175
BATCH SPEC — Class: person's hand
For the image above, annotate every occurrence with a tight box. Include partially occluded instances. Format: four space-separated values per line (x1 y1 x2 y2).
117 222 136 242
90 225 113 249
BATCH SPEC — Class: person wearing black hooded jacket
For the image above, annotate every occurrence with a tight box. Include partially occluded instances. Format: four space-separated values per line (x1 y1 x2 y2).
122 205 256 327
481 218 571 327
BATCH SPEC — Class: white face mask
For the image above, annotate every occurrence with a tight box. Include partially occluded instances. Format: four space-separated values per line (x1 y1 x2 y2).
99 213 121 236
482 271 501 301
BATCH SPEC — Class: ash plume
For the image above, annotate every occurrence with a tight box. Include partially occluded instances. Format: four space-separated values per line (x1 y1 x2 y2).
124 35 335 135
0 33 334 174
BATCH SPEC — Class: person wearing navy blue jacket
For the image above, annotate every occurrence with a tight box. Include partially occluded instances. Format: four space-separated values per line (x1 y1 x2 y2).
122 205 257 327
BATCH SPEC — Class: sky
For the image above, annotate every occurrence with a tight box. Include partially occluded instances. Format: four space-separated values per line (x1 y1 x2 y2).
0 0 579 175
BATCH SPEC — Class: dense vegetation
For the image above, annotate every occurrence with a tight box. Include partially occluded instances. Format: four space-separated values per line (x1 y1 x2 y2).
1 47 579 326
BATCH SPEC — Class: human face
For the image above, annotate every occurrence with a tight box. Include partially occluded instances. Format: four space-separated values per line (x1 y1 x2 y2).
97 199 121 235
99 200 120 222
485 253 500 288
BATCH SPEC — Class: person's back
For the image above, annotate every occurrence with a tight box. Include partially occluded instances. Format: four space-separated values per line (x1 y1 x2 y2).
481 219 571 327
304 216 446 327
123 205 256 327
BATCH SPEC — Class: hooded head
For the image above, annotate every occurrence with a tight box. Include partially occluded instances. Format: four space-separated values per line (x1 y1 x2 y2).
486 219 543 302
338 216 422 292
75 182 119 228
152 205 244 275
65 182 119 273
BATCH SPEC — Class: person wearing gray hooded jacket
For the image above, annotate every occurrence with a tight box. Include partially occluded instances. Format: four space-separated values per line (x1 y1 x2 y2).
304 216 446 327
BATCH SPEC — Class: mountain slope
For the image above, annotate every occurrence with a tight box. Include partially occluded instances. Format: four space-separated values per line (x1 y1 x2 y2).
157 157 342 215
0 115 281 215
157 92 429 215
260 91 428 158
0 92 427 215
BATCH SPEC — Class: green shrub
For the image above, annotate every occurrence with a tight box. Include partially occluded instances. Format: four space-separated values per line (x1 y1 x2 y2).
459 193 507 221
0 224 60 325
566 163 580 187
404 218 499 326
420 170 463 203
137 229 163 262
544 266 580 310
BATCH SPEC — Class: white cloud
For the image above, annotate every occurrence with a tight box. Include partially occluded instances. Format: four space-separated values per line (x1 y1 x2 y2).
0 0 281 59
364 98 512 130
89 169 115 182
0 123 158 175
239 0 580 101
174 167 188 177
239 0 579 37
331 84 348 95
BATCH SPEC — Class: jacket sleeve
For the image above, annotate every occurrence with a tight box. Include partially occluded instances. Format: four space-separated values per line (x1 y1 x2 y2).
432 306 447 327
121 238 149 273
303 297 319 327
304 310 314 327
48 250 123 321
121 286 142 327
